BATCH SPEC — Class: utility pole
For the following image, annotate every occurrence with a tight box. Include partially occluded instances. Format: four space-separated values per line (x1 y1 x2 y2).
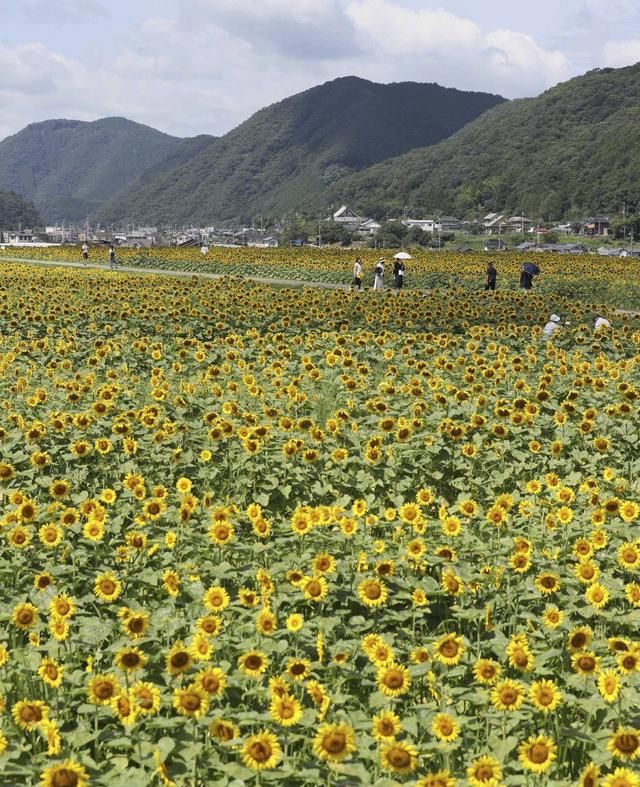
318 215 322 247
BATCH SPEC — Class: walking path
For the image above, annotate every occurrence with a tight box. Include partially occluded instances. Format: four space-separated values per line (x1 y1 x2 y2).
0 255 350 291
1 255 638 316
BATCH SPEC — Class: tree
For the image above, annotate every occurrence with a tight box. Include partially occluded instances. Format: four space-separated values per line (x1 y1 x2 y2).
281 216 310 246
406 226 432 247
379 220 408 248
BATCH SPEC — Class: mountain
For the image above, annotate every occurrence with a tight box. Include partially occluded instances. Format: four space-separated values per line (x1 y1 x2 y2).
0 117 185 221
329 64 640 220
0 189 41 228
95 76 506 224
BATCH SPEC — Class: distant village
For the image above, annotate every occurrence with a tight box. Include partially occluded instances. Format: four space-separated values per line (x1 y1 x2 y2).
1 206 638 257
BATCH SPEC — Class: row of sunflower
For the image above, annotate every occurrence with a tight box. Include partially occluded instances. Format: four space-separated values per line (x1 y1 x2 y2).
0 262 639 786
2 245 639 305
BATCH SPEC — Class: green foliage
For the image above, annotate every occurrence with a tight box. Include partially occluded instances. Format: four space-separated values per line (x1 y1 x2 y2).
0 118 186 221
96 77 505 224
0 189 41 228
332 64 640 219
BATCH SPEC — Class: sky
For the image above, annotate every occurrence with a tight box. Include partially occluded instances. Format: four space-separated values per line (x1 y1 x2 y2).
1 0 640 141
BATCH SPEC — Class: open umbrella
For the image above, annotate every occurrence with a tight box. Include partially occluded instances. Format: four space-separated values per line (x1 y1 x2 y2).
522 261 540 276
393 251 412 260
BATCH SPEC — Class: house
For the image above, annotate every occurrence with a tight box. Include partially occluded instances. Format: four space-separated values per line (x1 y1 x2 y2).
331 206 362 230
403 218 437 233
438 216 462 232
506 215 533 233
483 213 508 233
357 218 382 236
582 216 610 236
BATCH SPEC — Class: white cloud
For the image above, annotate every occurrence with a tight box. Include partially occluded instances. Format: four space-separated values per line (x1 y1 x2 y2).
601 38 640 68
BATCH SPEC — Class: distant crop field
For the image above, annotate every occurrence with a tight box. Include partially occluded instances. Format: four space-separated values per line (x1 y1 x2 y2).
0 262 639 786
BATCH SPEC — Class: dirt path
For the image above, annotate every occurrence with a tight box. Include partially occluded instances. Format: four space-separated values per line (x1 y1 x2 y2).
0 255 351 291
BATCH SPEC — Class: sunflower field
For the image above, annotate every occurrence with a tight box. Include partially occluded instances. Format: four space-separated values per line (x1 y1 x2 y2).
2 244 640 308
0 260 639 787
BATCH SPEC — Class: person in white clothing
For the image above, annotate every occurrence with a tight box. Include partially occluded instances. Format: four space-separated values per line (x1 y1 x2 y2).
353 257 363 290
542 314 561 340
594 315 611 330
373 258 385 291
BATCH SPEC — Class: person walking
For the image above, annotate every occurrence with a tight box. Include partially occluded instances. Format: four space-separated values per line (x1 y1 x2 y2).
353 257 363 290
393 259 405 290
373 258 385 292
485 261 497 290
81 242 89 264
593 314 611 330
108 243 117 269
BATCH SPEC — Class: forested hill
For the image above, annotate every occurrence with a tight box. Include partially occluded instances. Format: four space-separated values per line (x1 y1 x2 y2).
327 64 640 220
0 117 183 221
0 189 41 228
95 76 506 224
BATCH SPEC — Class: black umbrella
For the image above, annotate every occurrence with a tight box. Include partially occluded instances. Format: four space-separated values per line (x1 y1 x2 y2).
523 261 540 276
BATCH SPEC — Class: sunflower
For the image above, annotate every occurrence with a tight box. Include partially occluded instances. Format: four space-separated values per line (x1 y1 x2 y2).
433 633 466 666
39 759 89 787
302 575 328 602
161 569 180 597
585 582 610 609
12 601 39 630
173 684 209 718
312 721 356 763
380 740 418 774
598 669 622 703
432 712 460 742
441 571 464 596
121 610 149 639
618 542 640 570
209 717 240 743
195 667 226 697
269 693 302 727
601 767 640 787
490 679 526 712
241 730 282 770
467 754 502 787
166 642 193 676
529 679 562 713
542 606 563 628
202 585 230 612
238 650 269 678
608 728 640 761
48 479 71 500
39 523 64 548
518 734 557 773
415 769 457 787
357 577 388 607
534 572 561 595
111 692 138 726
38 658 64 689
617 648 640 674
371 709 401 741
286 613 304 632
94 572 122 602
12 699 50 730
626 582 640 607
472 658 501 685
571 650 601 676
577 762 599 787
377 663 411 698
50 594 76 619
115 647 147 673
286 657 311 682
130 681 161 715
87 673 121 705
568 626 593 652
197 615 223 638
7 525 31 549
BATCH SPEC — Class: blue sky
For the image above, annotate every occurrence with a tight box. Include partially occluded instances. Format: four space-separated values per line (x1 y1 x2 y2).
1 0 639 141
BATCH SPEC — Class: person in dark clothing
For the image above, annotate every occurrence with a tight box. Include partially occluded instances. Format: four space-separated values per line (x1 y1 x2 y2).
485 261 497 290
519 265 532 290
393 259 405 289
